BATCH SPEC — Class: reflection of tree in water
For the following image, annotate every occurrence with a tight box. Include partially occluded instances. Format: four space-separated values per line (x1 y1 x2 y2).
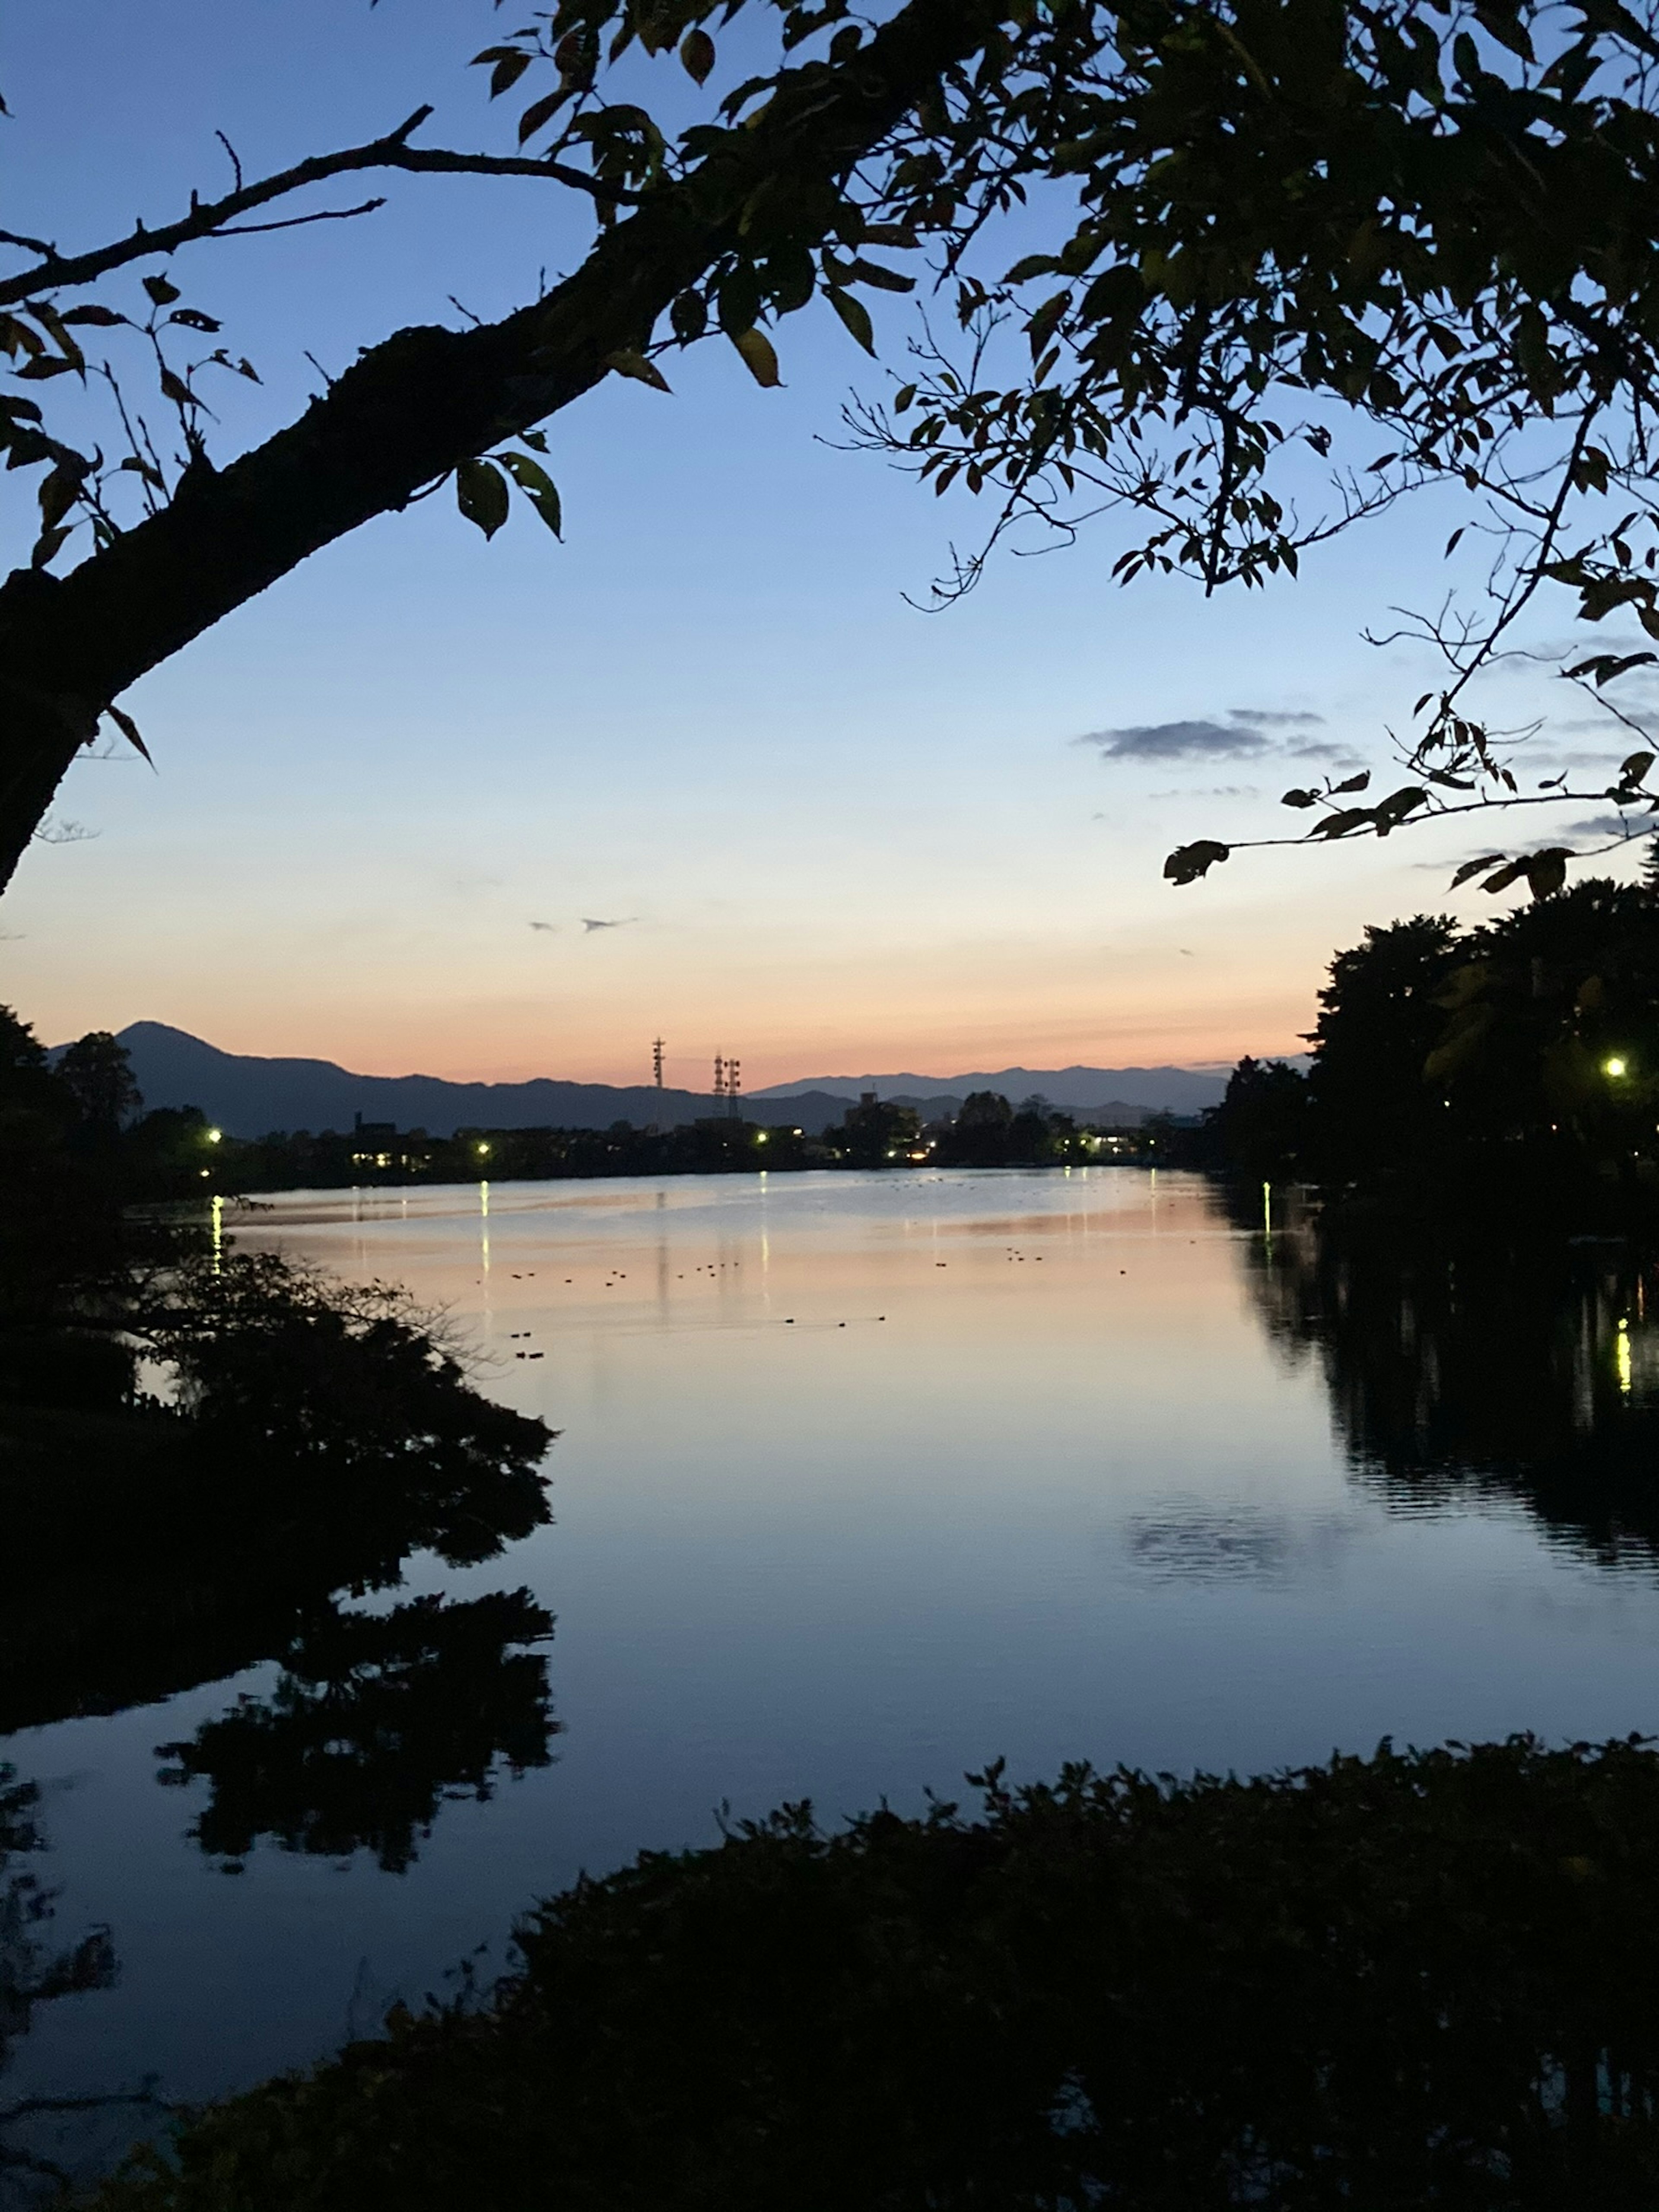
1 1252 562 1873
1241 1192 1659 1567
0 1765 123 2204
158 1590 555 1874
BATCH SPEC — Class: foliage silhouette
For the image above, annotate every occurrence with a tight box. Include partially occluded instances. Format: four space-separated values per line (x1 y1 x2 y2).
1209 879 1659 1213
83 1736 1659 2210
156 1591 556 1876
19 4 1659 887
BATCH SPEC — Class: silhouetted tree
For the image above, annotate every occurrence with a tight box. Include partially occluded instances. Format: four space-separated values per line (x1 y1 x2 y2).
1208 1056 1309 1182
1304 917 1464 1182
19 5 1659 893
54 1032 141 1132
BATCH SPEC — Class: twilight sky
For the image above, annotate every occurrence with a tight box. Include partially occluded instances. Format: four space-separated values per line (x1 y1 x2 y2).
5 1 1648 1087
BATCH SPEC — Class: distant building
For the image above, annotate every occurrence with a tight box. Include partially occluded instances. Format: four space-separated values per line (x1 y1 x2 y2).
351 1111 421 1172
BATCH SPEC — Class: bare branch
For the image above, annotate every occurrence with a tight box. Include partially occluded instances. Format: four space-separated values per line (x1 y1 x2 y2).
0 110 645 311
213 197 388 240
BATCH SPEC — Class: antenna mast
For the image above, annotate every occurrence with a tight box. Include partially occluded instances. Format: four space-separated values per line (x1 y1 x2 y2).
727 1055 741 1120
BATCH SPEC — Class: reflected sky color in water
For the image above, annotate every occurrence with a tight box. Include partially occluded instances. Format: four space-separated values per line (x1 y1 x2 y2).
11 1168 1659 2161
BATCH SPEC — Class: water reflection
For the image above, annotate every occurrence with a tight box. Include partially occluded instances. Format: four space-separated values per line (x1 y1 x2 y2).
0 1768 118 2201
157 1591 555 1875
1123 1502 1359 1586
1243 1193 1659 1569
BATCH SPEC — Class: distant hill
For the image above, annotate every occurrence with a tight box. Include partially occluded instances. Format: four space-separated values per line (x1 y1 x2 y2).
105 1023 722 1139
752 1063 1235 1116
90 1026 1233 1139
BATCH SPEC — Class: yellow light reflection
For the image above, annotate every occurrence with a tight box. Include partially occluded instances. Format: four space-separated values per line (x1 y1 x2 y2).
1618 1316 1633 1396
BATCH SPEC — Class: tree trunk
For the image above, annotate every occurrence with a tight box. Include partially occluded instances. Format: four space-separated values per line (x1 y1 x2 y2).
0 0 995 895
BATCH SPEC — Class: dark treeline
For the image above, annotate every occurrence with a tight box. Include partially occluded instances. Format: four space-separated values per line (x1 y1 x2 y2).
137 1087 1169 1195
1206 873 1659 1227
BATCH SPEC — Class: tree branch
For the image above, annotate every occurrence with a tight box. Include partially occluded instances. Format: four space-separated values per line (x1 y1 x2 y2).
0 0 1002 893
0 110 647 311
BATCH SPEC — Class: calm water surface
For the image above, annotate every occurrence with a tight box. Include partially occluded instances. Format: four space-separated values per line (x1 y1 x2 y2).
9 1166 1659 2180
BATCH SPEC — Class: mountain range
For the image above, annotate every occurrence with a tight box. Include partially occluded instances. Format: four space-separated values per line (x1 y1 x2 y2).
751 1064 1232 1114
94 1023 1233 1139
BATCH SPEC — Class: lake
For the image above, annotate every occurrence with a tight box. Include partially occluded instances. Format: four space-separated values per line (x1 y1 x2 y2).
9 1165 1659 2190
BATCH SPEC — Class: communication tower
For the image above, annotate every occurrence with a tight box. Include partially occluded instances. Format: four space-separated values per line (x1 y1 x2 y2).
727 1056 741 1119
652 1037 664 1090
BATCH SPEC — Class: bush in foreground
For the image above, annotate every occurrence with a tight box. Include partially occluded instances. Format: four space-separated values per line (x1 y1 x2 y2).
86 1735 1659 2209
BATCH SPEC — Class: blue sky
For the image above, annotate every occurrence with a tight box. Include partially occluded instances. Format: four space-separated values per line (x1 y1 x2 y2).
5 1 1646 1085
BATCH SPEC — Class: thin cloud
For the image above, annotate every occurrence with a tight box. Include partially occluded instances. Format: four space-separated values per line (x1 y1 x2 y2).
582 915 638 933
1079 718 1273 762
1147 784 1259 800
1229 707 1325 727
1561 814 1653 841
1286 740 1365 764
1549 719 1659 738
528 920 557 933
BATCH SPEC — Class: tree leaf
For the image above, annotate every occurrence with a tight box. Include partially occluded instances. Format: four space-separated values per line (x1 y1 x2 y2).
498 450 563 537
517 89 567 144
680 28 716 84
1524 848 1571 900
142 274 181 307
1280 788 1319 809
30 524 70 569
602 348 673 393
1163 839 1230 885
57 304 126 328
489 50 533 98
670 289 708 344
1307 807 1375 839
847 258 915 294
37 464 82 531
455 456 510 539
730 327 781 387
1330 770 1371 794
1450 854 1506 889
104 704 154 767
168 308 222 333
1619 750 1655 784
826 287 874 355
1479 860 1528 894
1003 254 1059 284
1371 785 1429 832
1563 651 1657 686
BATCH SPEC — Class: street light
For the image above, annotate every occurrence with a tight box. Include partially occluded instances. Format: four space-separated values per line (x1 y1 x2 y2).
476 1141 491 1157
206 1127 222 1144
1605 1057 1629 1079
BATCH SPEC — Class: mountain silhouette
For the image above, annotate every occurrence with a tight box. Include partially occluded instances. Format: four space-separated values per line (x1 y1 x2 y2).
89 1025 1230 1138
